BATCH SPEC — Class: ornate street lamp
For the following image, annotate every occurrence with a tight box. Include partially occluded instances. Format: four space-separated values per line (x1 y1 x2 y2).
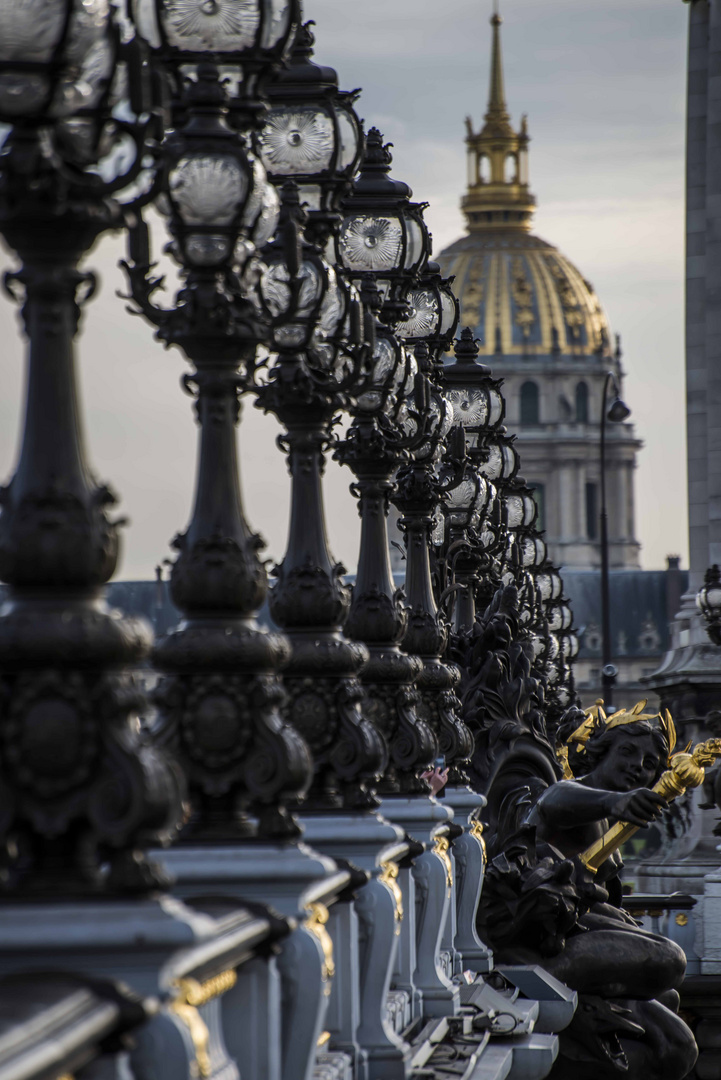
334 127 431 323
253 143 388 812
0 2 185 893
697 565 721 646
442 328 504 455
259 19 363 246
121 56 312 839
437 330 507 634
336 340 442 795
332 146 464 794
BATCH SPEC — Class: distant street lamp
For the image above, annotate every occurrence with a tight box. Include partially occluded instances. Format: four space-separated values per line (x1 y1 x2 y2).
600 370 631 711
697 564 721 645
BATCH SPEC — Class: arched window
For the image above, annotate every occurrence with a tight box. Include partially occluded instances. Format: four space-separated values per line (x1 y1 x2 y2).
479 154 490 183
504 153 517 183
520 381 540 425
575 381 589 423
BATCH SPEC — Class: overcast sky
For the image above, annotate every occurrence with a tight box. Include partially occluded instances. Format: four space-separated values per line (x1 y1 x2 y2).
0 0 689 579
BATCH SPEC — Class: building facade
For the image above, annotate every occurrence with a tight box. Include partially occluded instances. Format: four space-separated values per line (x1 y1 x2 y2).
436 11 642 571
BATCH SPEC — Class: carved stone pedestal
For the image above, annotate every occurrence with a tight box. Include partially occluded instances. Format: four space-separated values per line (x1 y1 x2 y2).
300 811 412 1080
443 785 493 974
381 795 461 1019
157 842 349 1080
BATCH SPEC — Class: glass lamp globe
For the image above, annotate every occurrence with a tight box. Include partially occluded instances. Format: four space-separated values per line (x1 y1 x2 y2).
504 492 524 531
395 263 459 350
355 330 408 415
521 535 546 568
251 184 351 356
535 568 563 603
0 0 116 122
561 633 580 660
411 391 453 462
132 0 297 70
444 471 488 531
335 127 430 297
548 603 573 633
478 437 518 483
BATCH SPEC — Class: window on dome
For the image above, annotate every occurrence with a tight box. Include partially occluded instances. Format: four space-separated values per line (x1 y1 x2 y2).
504 153 517 183
576 381 589 423
520 381 540 425
479 155 490 183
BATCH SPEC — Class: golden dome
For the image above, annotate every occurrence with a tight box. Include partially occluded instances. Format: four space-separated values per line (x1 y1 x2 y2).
437 7 615 361
436 231 614 359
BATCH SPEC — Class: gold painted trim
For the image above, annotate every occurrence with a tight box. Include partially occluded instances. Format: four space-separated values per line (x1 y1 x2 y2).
174 970 237 1008
170 1001 212 1078
317 1030 331 1047
470 818 487 865
304 902 336 982
170 970 237 1079
379 860 404 923
433 836 453 888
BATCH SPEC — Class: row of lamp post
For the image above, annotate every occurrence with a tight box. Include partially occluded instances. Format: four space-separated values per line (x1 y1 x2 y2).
0 2 581 1077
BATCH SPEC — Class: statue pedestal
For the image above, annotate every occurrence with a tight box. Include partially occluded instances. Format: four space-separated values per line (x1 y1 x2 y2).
158 841 348 1080
381 795 461 1019
699 864 721 974
300 810 412 1080
0 895 267 1080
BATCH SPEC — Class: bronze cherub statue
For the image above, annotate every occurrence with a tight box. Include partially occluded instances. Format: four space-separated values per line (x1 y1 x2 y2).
477 699 713 1079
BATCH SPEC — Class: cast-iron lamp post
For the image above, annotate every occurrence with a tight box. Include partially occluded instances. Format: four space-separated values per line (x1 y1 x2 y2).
252 121 387 812
0 0 186 894
120 40 314 840
600 370 631 712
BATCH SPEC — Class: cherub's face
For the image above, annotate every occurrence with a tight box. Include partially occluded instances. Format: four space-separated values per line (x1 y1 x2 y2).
589 731 661 792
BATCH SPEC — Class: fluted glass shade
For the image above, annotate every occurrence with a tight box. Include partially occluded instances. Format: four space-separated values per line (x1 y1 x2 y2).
260 107 334 175
338 214 404 273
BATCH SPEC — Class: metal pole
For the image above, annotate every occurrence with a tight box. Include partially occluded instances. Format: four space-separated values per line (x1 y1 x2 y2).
600 371 616 711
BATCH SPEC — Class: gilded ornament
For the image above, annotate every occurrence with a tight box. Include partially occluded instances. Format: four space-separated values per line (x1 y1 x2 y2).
470 817 487 864
379 860 404 923
170 998 211 1079
432 835 453 888
304 902 336 982
174 970 237 1007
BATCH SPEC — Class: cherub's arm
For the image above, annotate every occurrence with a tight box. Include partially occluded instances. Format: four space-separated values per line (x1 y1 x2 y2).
531 781 666 830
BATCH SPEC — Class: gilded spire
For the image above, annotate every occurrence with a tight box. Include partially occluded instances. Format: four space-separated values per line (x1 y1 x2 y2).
461 3 535 231
484 8 511 134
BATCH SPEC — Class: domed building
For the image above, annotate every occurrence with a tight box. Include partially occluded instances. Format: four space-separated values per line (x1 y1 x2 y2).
436 11 641 570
